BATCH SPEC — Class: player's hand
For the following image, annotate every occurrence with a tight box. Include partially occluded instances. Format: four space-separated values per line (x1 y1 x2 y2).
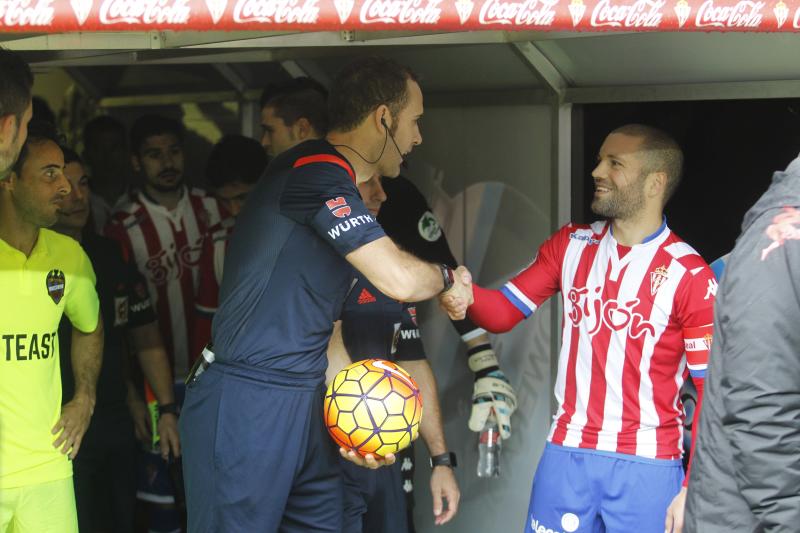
665 486 687 533
127 395 152 445
467 346 517 439
439 266 474 320
339 447 396 470
52 393 95 459
431 465 460 525
157 413 181 460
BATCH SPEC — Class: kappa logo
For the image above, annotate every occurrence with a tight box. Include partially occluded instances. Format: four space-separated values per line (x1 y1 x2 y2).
704 278 718 300
45 269 65 305
357 288 377 304
326 197 352 219
650 264 669 296
569 231 600 245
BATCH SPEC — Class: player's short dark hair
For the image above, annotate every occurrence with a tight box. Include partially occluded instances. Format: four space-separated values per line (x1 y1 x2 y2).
611 123 684 205
0 48 34 124
130 114 184 156
61 145 83 167
12 120 63 177
260 77 329 136
32 96 56 125
328 56 419 134
205 135 267 189
83 115 126 151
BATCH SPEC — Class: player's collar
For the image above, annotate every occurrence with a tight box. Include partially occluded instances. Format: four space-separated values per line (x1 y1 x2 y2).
608 216 668 246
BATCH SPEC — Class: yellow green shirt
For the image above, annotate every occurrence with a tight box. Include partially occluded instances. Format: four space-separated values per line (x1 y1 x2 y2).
0 228 99 489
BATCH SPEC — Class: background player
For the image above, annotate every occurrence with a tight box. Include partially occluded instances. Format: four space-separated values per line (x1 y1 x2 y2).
444 124 715 533
192 135 267 358
54 145 180 533
0 121 103 533
330 174 460 532
106 114 222 533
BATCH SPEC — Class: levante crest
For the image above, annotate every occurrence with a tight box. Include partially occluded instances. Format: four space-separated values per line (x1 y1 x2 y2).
46 269 66 304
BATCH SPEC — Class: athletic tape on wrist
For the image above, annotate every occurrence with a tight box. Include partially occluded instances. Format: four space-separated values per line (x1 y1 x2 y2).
468 345 498 373
461 328 487 343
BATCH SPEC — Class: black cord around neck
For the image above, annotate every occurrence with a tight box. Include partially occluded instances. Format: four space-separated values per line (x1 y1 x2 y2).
332 126 388 166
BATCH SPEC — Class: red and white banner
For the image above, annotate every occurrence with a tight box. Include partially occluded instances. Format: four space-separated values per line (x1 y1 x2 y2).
0 0 796 31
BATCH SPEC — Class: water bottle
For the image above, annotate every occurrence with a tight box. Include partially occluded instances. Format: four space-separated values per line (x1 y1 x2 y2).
477 418 501 478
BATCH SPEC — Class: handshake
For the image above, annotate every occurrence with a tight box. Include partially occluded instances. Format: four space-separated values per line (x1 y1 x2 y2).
439 266 474 320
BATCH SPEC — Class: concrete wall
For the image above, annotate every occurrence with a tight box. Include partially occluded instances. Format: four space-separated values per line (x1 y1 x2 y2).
404 103 555 533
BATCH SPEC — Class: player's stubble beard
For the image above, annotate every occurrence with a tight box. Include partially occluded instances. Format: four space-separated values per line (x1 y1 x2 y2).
147 168 184 193
0 124 24 180
591 172 646 221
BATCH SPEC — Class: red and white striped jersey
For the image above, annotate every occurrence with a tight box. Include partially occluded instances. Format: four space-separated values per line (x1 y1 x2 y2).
105 188 223 379
503 221 715 460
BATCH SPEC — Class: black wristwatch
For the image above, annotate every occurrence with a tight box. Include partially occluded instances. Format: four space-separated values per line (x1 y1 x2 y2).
430 452 457 469
439 264 455 293
158 403 179 417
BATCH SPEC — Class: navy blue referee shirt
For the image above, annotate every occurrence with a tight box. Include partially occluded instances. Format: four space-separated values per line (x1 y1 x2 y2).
211 140 385 377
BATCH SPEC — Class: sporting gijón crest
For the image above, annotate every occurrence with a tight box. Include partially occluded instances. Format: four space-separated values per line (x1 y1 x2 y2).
46 269 65 304
650 265 669 296
326 197 352 219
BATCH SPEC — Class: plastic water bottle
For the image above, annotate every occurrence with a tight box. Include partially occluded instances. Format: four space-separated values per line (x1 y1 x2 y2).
477 419 501 478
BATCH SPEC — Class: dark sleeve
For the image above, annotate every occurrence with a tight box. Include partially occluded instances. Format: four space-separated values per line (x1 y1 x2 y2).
125 253 156 328
394 303 426 362
719 211 800 527
281 163 385 256
378 176 487 336
378 176 458 267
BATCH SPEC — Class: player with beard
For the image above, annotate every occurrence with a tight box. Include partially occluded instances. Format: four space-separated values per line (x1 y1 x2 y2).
106 114 223 533
443 124 715 533
0 48 33 180
0 122 103 533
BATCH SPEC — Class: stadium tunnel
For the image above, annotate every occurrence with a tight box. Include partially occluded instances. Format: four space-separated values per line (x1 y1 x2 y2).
6 27 800 532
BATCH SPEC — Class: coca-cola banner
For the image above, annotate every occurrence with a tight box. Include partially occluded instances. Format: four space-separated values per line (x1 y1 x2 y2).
0 0 796 32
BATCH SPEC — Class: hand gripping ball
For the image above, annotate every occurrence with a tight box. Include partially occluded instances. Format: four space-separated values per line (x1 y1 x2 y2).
324 359 423 458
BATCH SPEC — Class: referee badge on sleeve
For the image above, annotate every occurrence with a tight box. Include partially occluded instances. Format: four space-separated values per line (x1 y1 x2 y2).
46 269 66 304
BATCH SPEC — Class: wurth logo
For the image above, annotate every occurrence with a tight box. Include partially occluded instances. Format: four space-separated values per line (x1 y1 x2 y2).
567 286 656 339
326 197 352 218
327 214 375 240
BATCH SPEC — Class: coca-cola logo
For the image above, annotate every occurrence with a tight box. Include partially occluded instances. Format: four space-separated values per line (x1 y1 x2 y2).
792 6 800 27
359 0 442 24
98 0 191 24
567 286 656 339
233 0 320 23
478 0 556 25
0 0 54 26
590 0 664 27
695 0 764 27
